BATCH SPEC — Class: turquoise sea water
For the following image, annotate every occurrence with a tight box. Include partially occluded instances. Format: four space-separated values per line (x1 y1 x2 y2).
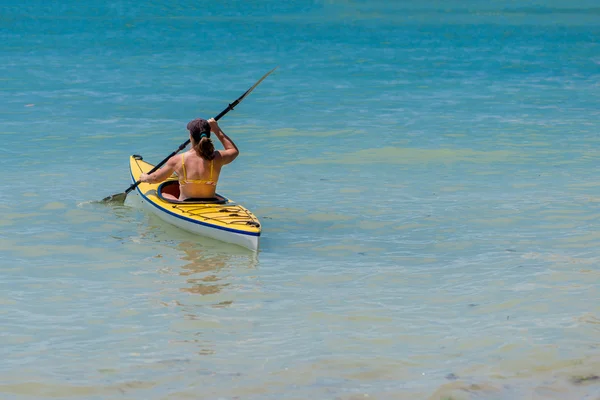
1 1 600 399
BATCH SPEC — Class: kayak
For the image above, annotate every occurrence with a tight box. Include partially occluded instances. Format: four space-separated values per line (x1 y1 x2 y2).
129 155 261 251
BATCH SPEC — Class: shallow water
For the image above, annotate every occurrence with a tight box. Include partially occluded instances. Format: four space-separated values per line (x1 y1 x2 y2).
1 1 600 399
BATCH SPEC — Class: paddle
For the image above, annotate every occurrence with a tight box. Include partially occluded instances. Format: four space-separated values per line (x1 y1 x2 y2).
101 67 278 204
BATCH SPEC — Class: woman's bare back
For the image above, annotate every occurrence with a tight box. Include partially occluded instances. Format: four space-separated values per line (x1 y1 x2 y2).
177 150 223 199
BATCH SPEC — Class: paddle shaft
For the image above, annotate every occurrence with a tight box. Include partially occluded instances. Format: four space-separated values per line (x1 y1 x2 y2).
102 67 277 203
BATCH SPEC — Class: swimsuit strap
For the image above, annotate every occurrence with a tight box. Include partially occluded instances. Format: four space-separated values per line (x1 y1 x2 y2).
181 153 187 182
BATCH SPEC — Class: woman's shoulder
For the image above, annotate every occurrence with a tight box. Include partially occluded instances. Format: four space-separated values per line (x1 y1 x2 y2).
168 153 183 167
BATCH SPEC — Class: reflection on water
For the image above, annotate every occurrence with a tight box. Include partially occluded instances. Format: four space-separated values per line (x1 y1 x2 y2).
172 240 258 302
158 240 261 360
178 241 234 296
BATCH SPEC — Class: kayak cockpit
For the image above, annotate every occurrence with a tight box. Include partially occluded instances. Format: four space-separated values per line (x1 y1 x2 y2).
157 181 228 204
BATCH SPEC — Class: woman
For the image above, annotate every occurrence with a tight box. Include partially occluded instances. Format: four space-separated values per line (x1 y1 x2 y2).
140 118 239 200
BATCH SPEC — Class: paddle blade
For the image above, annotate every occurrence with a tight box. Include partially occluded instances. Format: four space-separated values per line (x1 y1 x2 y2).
238 66 278 104
214 66 279 121
101 192 127 204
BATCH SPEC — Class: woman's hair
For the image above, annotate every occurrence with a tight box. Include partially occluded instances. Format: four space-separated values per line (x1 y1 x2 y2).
193 134 215 160
187 118 215 160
